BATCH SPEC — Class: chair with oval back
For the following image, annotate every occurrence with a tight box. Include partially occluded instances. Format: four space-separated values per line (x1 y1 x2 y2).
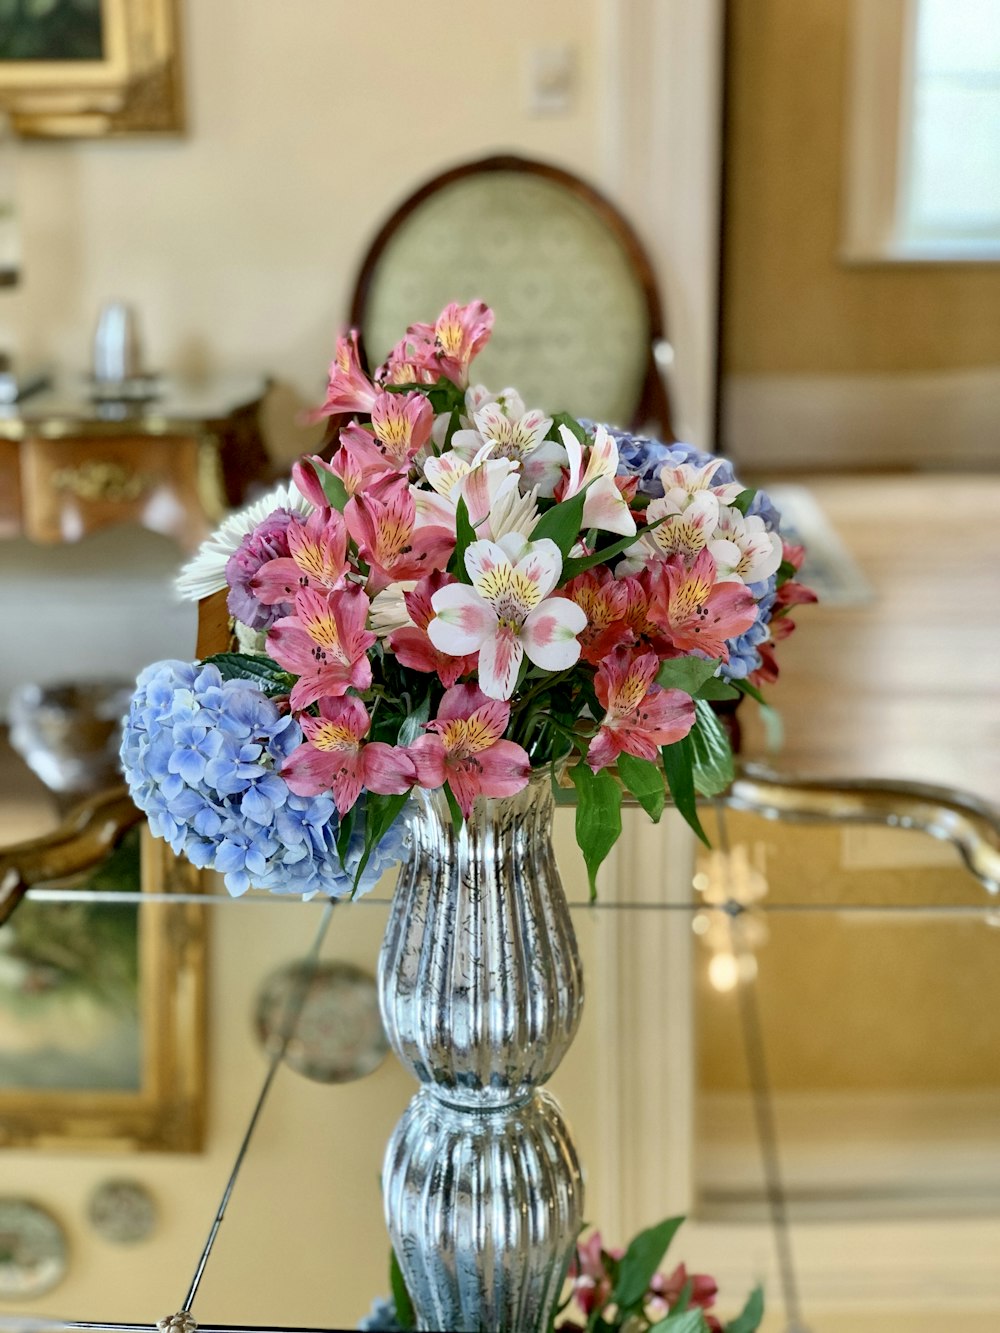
348 154 676 439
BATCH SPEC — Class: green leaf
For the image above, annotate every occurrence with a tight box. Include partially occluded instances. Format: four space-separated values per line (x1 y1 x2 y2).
448 494 478 582
662 737 710 846
569 763 622 900
443 782 465 829
695 677 741 701
559 513 669 582
617 752 665 823
656 656 722 696
351 791 410 896
443 406 461 449
203 652 295 697
397 695 431 747
690 699 735 797
304 458 349 512
724 1285 765 1333
389 1248 416 1331
334 806 356 862
733 678 768 707
731 487 757 516
649 1310 708 1333
529 487 588 559
611 1215 686 1312
776 557 798 587
549 410 588 445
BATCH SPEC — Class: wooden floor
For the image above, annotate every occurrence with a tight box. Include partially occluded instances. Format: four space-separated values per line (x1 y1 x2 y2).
740 473 1000 807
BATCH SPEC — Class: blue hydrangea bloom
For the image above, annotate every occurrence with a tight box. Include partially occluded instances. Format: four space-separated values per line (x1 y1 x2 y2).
120 660 406 899
357 1296 403 1331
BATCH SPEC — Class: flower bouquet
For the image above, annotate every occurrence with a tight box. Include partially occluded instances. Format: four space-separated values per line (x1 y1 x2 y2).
122 299 813 898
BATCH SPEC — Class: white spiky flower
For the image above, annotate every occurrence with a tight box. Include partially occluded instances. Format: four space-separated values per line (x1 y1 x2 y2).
174 481 314 602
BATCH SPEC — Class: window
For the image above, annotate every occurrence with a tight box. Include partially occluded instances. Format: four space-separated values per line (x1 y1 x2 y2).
843 0 1000 261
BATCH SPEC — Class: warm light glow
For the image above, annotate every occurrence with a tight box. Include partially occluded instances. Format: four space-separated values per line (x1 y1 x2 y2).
708 952 740 992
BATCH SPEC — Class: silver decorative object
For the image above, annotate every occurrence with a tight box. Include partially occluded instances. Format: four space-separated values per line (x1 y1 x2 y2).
379 773 585 1332
88 1178 157 1245
0 1198 68 1299
379 775 583 1109
383 1090 583 1333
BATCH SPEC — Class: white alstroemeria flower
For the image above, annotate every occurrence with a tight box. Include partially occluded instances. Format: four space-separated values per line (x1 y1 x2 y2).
463 383 526 426
558 424 636 537
658 459 744 505
617 489 720 576
428 537 587 699
487 484 540 544
174 481 313 602
451 400 566 497
709 507 783 584
418 449 521 536
369 581 418 636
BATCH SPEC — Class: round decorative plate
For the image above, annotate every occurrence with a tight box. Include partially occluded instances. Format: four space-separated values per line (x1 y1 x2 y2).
0 1199 68 1299
87 1178 157 1244
254 959 388 1083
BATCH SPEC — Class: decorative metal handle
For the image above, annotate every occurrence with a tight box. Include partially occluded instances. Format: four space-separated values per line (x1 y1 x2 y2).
50 460 152 503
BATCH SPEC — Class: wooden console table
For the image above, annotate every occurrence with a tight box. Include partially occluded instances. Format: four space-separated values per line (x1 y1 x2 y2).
0 375 272 552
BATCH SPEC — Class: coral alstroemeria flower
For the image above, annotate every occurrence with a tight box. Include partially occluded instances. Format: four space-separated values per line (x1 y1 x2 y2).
408 684 530 817
251 508 349 605
344 485 453 593
308 330 379 420
647 549 758 661
387 571 478 687
558 424 637 536
587 647 695 771
292 454 341 509
267 584 376 710
281 695 415 814
564 567 638 665
428 538 587 700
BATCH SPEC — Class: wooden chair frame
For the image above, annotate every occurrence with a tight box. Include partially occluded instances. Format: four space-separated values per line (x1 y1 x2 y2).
347 153 676 441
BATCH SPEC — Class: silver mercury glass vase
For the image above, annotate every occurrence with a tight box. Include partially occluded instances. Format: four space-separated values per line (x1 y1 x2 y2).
378 772 585 1333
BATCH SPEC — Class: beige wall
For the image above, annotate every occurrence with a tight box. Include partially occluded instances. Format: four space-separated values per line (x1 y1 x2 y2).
3 0 605 463
721 0 1000 468
722 0 1000 376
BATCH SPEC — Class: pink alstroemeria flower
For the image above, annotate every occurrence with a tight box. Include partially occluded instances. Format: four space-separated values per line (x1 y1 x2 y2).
251 508 348 605
291 454 341 509
407 684 530 818
344 485 453 593
371 389 433 463
267 584 376 710
427 538 587 700
423 300 495 387
567 1231 619 1317
307 330 379 421
388 571 478 688
587 647 695 772
281 695 414 814
647 549 758 660
651 1263 720 1321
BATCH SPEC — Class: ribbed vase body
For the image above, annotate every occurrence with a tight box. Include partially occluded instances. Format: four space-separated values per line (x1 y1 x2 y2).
378 774 585 1333
378 774 584 1109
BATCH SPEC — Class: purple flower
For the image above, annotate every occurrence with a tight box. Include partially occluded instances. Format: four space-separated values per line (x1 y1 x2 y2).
226 508 300 631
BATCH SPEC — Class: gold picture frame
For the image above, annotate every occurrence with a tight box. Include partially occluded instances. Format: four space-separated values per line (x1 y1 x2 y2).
0 0 183 138
0 822 206 1152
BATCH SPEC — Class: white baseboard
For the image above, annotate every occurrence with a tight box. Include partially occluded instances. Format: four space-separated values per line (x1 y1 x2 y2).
723 368 1000 471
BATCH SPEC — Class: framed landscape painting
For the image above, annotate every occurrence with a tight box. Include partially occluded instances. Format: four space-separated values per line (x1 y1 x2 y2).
0 826 205 1151
0 0 183 136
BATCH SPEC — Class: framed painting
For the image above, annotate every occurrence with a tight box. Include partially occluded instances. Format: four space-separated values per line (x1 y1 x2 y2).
0 824 205 1151
0 0 183 137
